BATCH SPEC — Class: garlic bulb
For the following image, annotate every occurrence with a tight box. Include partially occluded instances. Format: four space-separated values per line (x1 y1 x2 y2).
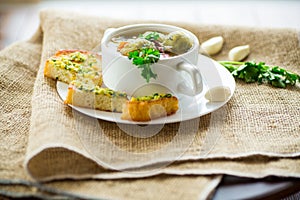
200 36 224 56
205 86 231 102
228 45 250 61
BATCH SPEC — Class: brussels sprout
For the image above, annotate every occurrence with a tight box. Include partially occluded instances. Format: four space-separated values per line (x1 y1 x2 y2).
163 31 193 54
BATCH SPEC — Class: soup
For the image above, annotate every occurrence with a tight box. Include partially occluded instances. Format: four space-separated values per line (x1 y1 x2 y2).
111 31 193 58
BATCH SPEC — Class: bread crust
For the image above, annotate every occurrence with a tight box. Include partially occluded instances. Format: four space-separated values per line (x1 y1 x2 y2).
121 96 178 121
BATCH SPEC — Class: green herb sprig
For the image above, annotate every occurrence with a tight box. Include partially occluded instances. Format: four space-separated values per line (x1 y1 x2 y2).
219 61 300 88
139 32 160 41
128 48 160 83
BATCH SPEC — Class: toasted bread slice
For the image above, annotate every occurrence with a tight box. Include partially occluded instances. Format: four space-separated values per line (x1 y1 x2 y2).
121 93 179 121
65 80 128 113
44 49 102 86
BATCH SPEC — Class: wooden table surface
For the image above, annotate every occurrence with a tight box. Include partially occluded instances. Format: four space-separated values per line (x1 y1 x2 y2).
0 0 299 199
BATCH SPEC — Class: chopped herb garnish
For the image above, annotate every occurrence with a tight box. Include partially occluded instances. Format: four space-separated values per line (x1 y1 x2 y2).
128 48 160 82
219 61 300 88
139 32 160 41
144 32 160 41
131 93 173 101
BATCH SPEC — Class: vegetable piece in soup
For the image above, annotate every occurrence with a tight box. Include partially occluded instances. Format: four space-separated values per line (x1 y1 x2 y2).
119 38 155 56
163 31 193 54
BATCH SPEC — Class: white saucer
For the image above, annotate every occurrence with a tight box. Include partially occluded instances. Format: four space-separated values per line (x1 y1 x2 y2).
56 54 235 125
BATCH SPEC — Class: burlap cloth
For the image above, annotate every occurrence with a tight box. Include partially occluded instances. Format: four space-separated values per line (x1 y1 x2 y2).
1 9 300 199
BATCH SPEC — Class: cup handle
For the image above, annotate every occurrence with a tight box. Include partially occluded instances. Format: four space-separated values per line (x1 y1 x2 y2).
97 28 117 52
176 62 203 96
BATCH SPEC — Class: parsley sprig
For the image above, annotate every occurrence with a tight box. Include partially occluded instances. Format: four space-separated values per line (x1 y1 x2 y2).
128 48 160 83
219 61 300 88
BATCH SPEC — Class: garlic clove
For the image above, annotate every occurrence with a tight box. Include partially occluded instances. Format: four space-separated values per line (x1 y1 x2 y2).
228 45 250 61
205 86 231 102
200 36 224 56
